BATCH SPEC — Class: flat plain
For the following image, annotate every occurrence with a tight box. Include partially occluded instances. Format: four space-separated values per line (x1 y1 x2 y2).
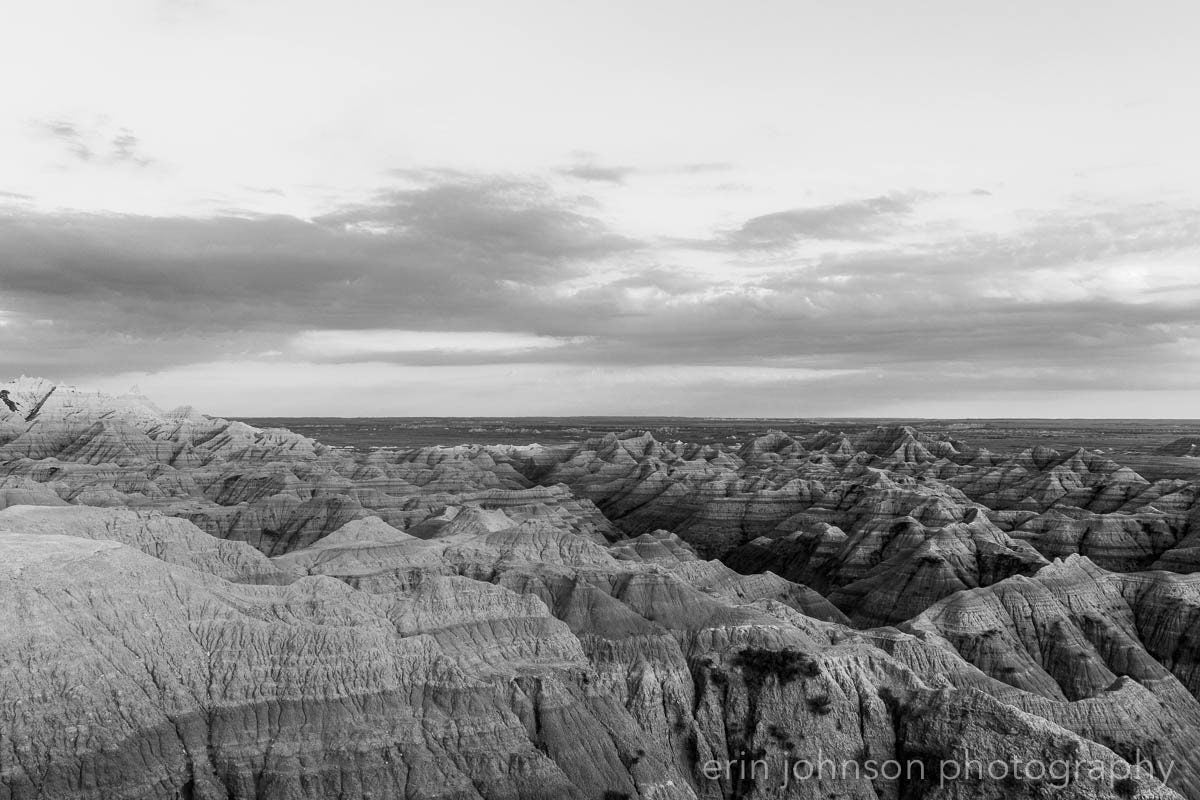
242 415 1200 480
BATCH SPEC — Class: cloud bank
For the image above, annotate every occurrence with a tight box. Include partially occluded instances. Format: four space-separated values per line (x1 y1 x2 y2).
3 170 1199 415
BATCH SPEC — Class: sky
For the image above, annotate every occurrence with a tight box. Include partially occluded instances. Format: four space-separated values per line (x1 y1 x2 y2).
2 0 1200 417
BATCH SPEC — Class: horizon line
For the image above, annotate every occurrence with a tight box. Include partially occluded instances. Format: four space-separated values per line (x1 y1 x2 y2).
226 414 1200 423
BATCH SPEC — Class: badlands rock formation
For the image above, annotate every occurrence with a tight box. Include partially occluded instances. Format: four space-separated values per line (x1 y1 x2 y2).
2 378 1199 799
1158 437 1200 457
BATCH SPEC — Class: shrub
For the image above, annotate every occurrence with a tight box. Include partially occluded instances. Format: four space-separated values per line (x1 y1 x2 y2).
732 648 821 684
808 694 834 715
1113 777 1137 798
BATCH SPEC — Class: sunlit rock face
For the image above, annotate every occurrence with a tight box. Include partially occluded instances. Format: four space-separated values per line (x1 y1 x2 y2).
3 379 1200 799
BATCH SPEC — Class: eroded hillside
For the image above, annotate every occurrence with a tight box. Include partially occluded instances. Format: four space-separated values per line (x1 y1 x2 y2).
1 378 1196 799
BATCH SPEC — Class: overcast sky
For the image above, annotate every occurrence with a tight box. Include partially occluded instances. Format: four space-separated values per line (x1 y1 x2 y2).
3 0 1200 416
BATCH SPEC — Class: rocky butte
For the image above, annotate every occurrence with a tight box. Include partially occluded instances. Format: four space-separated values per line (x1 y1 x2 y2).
1 376 1198 799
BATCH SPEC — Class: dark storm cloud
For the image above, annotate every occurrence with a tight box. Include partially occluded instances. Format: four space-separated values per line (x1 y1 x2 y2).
710 192 924 250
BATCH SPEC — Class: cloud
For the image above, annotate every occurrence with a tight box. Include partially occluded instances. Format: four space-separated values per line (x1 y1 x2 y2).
558 164 638 184
318 176 636 264
556 159 734 184
36 119 153 166
0 172 636 375
508 201 1200 387
109 130 150 166
4 173 1200 413
709 192 925 250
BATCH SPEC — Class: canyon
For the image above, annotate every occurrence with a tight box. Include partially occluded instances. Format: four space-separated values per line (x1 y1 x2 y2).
2 376 1198 799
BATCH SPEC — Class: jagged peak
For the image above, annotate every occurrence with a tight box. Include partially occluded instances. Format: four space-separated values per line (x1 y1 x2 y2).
1035 552 1107 582
2 376 171 424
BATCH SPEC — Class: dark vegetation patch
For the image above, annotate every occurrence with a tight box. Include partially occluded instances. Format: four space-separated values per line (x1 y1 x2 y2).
732 647 821 684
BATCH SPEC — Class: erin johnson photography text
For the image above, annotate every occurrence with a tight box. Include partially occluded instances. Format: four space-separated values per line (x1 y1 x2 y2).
701 748 1174 790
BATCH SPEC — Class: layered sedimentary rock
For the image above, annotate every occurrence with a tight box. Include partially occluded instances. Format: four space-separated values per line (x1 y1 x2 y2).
1158 437 1200 457
2 507 1186 799
8 378 1197 589
533 427 1199 574
724 511 1049 627
5 379 1200 799
902 554 1200 798
0 505 296 584
0 531 620 800
5 377 1200 625
0 378 613 556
